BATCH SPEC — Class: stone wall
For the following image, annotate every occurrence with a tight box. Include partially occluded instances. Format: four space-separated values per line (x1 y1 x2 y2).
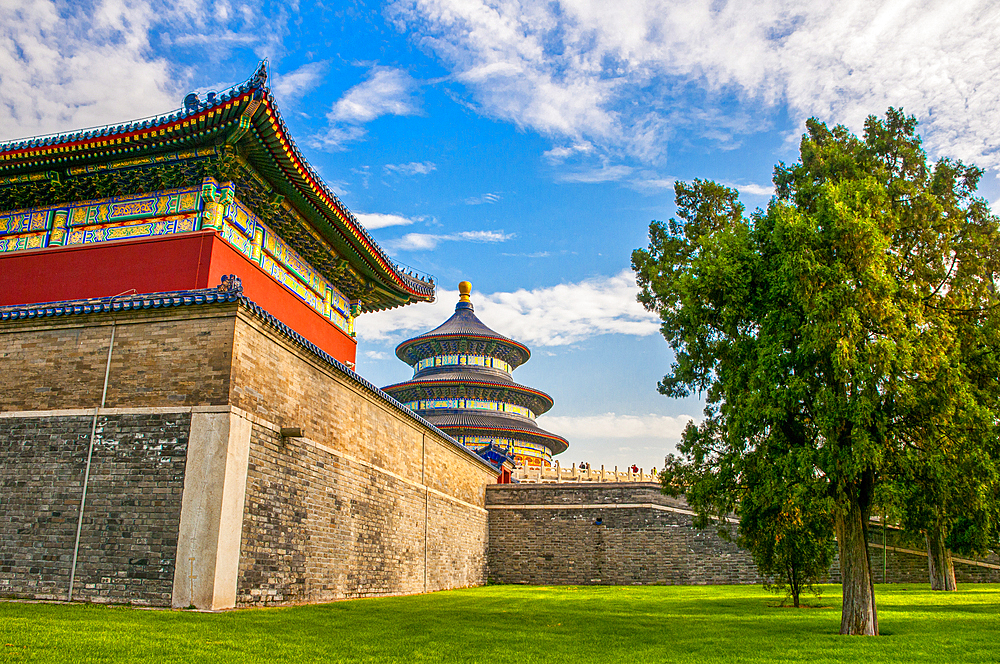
0 307 236 412
487 483 1000 587
0 412 189 605
487 483 762 585
855 526 1000 585
1 298 496 608
232 313 494 606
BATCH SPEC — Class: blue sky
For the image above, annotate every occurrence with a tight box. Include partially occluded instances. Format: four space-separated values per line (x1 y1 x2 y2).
5 0 1000 470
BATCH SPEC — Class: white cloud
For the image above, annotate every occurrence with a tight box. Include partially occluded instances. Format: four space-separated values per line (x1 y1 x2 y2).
384 161 437 175
272 61 328 99
734 183 774 197
556 164 634 183
364 350 390 360
0 0 292 144
385 229 514 251
626 175 676 193
0 0 177 142
465 192 502 205
356 270 660 346
541 412 696 471
389 0 1000 170
539 412 693 442
329 67 419 123
355 212 418 230
318 67 421 147
501 251 550 258
543 142 594 163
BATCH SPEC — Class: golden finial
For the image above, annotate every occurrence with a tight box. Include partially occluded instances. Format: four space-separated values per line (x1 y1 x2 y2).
458 281 472 303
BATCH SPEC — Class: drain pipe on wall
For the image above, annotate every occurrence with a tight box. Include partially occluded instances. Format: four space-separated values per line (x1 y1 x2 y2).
67 290 134 602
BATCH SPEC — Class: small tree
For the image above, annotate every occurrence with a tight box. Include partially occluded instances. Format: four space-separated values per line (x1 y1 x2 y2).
739 459 835 607
664 421 835 608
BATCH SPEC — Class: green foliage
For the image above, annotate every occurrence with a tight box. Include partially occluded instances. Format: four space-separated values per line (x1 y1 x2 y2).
740 476 836 608
637 109 1000 632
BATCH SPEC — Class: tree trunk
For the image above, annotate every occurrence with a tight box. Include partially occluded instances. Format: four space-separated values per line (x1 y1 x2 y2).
835 494 879 635
788 564 801 608
926 519 957 591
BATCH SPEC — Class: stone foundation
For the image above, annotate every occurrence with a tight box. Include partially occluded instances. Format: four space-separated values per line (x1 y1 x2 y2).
0 412 189 605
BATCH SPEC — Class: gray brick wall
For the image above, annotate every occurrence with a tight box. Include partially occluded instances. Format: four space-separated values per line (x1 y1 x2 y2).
237 423 488 606
487 483 762 586
0 413 189 605
487 483 1000 586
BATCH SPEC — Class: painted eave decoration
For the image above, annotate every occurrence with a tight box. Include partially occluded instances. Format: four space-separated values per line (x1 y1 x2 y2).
0 62 433 313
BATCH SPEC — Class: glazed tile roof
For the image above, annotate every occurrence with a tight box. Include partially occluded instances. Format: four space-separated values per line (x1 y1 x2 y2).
382 373 555 415
0 63 433 313
395 301 530 367
385 287 569 459
424 411 569 455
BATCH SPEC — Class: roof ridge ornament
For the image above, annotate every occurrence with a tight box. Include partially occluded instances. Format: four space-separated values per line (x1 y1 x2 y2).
253 60 268 88
457 281 473 311
218 274 244 296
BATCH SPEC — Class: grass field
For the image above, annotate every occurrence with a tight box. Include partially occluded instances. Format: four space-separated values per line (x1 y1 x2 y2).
1 584 998 663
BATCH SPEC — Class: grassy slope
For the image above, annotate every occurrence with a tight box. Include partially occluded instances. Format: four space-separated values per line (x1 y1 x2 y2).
1 584 998 663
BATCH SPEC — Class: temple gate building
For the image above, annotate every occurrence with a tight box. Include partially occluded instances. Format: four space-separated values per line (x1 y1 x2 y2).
383 282 569 468
0 65 499 609
0 63 434 365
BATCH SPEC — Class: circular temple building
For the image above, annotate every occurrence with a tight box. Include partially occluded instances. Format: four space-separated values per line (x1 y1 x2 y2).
383 282 568 468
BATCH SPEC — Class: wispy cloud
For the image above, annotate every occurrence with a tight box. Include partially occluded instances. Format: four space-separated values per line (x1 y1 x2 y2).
386 229 514 251
0 0 294 144
384 161 437 176
357 270 659 346
329 67 420 123
465 192 502 205
364 350 390 360
626 175 676 193
355 212 419 230
543 142 595 164
390 0 1000 171
273 61 328 99
501 250 550 258
735 183 774 197
317 67 421 147
538 412 697 470
556 164 633 183
0 0 177 142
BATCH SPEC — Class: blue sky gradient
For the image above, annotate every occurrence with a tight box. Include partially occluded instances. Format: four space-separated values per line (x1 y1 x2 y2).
5 0 1000 469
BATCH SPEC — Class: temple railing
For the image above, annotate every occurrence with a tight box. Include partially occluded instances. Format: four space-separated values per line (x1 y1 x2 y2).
512 462 658 484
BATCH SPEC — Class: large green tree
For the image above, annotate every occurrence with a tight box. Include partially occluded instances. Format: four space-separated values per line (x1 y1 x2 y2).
633 110 1000 635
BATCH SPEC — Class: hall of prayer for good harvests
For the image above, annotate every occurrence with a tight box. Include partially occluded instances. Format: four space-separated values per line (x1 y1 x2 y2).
383 282 569 469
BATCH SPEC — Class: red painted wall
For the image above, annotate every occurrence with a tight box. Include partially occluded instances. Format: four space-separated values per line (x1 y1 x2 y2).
1 232 216 303
0 231 357 364
203 236 357 364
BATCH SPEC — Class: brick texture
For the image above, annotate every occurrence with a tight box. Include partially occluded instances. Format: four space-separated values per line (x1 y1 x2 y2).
0 413 188 605
1 304 496 607
232 311 495 606
487 483 763 586
229 314 493 508
487 483 1000 587
0 307 236 412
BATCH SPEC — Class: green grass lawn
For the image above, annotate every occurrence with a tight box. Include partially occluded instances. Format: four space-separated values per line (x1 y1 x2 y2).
1 584 998 663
